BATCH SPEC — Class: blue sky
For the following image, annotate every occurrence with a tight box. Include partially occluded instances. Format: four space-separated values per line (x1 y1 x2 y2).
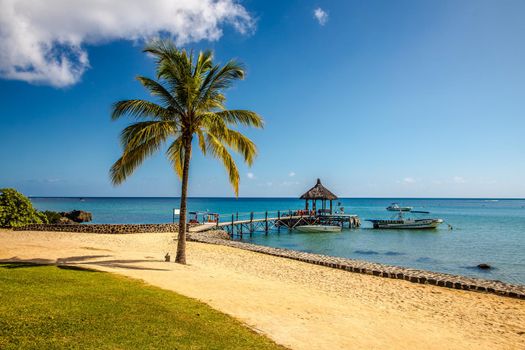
1 0 524 198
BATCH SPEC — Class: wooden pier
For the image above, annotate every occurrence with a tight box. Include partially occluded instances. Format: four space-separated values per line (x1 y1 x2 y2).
191 210 361 238
190 179 361 238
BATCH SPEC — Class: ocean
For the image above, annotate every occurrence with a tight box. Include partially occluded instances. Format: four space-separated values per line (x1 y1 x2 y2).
31 197 525 285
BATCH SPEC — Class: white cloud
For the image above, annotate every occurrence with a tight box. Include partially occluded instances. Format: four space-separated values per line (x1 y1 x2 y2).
453 176 467 184
313 7 328 26
247 172 255 179
0 0 254 87
288 171 296 177
402 177 416 184
280 181 299 186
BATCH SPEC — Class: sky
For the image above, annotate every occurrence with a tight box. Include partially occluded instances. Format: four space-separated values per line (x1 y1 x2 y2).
0 0 524 198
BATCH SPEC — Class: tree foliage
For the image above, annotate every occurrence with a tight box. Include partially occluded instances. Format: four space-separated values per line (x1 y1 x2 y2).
0 188 47 228
110 40 263 263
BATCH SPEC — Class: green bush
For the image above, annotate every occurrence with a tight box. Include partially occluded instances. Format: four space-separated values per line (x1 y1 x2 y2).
41 210 62 224
0 188 46 228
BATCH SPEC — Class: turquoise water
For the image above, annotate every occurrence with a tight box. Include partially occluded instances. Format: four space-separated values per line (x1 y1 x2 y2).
31 197 525 285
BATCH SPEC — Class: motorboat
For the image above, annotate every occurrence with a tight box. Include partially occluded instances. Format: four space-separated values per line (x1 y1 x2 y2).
295 225 342 233
367 218 443 229
386 203 412 212
367 211 443 229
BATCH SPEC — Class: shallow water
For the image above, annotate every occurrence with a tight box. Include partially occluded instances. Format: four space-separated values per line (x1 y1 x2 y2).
31 197 525 285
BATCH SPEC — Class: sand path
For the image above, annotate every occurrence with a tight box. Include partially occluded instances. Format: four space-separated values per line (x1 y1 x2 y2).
1 230 524 350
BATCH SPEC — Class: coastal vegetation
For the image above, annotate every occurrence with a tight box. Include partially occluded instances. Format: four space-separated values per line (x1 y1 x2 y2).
110 40 263 263
0 188 47 228
0 263 285 349
0 188 93 227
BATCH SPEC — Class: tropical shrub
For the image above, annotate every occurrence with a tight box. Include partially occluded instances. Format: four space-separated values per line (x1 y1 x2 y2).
41 210 63 224
0 188 46 228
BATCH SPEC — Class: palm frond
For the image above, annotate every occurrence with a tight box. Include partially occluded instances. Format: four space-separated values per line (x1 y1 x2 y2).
221 129 258 166
194 50 213 78
166 136 185 179
110 135 166 185
111 99 170 121
196 129 207 156
136 76 185 115
205 133 240 196
211 110 264 128
120 121 174 150
195 61 244 110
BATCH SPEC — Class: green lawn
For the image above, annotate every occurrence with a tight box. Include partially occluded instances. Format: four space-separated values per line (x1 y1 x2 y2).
0 263 286 349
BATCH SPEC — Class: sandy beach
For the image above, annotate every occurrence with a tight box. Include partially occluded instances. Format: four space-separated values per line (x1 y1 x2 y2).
1 229 524 350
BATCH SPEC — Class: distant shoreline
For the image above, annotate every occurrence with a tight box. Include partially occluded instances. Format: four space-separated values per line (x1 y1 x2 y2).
28 196 525 200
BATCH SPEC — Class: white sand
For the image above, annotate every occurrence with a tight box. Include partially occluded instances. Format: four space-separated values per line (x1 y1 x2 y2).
1 230 524 350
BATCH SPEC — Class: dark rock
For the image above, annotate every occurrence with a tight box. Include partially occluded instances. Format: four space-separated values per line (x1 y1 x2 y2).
58 217 78 225
477 263 491 270
62 210 92 223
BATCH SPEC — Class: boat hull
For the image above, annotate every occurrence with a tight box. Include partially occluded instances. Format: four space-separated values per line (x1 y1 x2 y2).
386 207 412 212
295 225 342 233
368 219 443 229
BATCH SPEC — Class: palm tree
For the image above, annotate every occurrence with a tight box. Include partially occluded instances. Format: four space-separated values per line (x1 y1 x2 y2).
110 40 263 264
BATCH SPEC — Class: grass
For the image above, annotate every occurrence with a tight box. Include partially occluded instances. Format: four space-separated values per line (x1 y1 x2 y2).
0 262 286 349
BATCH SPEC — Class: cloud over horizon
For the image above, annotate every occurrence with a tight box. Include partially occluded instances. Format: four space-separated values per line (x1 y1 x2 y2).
0 0 254 87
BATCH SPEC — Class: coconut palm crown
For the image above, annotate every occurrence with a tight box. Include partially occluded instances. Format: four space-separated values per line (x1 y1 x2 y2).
110 40 263 264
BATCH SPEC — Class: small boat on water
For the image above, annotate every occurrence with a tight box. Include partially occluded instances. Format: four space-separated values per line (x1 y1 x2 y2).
367 211 443 229
386 203 412 212
295 225 342 233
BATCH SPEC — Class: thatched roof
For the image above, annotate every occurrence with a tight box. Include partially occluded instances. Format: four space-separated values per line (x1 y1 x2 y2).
300 179 338 200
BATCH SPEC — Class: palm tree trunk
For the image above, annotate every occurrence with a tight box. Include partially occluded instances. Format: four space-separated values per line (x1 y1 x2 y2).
175 137 192 264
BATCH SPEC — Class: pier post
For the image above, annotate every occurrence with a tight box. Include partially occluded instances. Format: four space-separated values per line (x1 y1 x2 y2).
236 212 239 221
277 210 281 233
288 210 292 230
231 214 234 236
265 211 268 234
250 212 254 236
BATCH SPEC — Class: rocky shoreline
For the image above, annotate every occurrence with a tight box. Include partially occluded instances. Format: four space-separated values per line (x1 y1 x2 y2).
16 223 180 234
188 230 525 300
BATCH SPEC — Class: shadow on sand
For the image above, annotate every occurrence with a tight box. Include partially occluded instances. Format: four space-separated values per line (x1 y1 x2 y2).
1 255 170 272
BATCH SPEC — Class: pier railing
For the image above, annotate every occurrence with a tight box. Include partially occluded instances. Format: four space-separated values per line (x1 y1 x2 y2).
190 209 360 237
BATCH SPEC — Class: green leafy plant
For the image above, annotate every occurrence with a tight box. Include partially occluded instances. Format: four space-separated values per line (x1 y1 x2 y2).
41 210 63 224
0 188 46 228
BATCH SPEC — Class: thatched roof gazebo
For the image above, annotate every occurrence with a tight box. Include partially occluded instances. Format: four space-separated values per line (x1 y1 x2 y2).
300 179 338 214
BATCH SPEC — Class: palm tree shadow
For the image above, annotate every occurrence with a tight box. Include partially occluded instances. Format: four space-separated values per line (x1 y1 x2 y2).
0 258 98 273
56 255 112 263
0 257 54 268
81 259 170 271
2 256 170 272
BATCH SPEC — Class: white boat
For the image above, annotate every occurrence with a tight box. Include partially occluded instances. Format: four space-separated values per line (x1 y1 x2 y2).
367 211 443 229
386 203 412 212
295 225 342 233
367 218 443 229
